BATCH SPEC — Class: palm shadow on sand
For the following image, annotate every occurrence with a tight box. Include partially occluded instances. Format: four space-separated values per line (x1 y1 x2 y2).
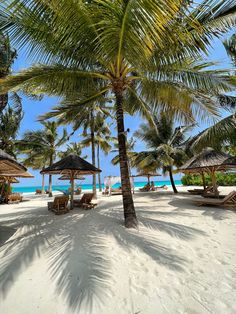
168 195 233 221
0 197 206 312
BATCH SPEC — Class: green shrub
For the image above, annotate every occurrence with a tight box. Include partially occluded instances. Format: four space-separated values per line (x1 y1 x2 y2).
181 172 236 186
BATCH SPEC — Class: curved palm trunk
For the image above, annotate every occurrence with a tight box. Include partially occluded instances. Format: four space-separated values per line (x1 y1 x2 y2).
169 167 178 193
97 143 102 192
91 111 97 198
115 91 137 228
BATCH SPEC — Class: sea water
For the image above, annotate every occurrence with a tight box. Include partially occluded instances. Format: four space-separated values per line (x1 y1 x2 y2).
12 180 182 193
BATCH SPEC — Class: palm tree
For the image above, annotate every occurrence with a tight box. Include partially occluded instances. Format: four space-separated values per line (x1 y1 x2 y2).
58 142 87 159
46 99 113 196
81 113 114 191
187 113 236 155
0 32 17 112
133 114 192 193
111 137 136 167
18 121 68 196
20 151 47 193
0 93 23 156
1 1 236 227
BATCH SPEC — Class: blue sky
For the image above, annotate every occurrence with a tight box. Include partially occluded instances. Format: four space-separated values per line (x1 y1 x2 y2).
11 31 235 187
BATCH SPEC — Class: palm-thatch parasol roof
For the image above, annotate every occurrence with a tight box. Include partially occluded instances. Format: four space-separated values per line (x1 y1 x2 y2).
0 149 27 175
41 154 101 209
0 171 34 178
132 172 161 177
180 148 236 173
131 172 161 183
179 148 236 196
41 154 101 175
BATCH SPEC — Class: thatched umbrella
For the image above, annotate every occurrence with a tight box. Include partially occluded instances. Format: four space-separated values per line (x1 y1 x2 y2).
0 150 34 198
131 172 161 184
41 154 101 209
0 149 27 175
179 148 236 195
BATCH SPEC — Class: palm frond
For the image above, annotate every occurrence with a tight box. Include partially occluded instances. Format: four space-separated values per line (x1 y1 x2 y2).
190 113 236 152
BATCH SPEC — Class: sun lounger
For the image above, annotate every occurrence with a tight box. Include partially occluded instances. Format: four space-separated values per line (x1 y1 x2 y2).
110 188 122 195
48 196 69 214
139 186 150 192
153 185 168 191
74 193 97 209
35 189 46 194
188 186 215 195
7 193 23 204
193 191 236 209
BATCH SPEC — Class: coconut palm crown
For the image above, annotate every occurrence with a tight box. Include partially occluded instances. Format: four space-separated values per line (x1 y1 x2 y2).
0 0 236 227
133 113 192 193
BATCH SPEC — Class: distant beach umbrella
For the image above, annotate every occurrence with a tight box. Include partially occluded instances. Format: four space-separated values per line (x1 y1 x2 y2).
179 147 236 195
131 172 161 184
41 154 101 209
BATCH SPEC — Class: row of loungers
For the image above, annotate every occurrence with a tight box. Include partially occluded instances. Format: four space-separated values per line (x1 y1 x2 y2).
48 193 96 215
139 185 168 192
193 191 236 209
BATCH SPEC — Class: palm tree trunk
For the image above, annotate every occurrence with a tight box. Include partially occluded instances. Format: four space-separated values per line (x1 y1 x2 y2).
169 167 178 193
48 154 53 197
115 90 137 228
97 143 102 192
41 173 45 193
91 111 97 197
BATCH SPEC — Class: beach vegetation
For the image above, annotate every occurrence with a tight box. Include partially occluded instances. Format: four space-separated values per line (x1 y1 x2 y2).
181 172 236 186
80 113 115 191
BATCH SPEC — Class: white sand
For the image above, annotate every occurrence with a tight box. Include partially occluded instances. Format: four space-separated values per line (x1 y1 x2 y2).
0 187 236 314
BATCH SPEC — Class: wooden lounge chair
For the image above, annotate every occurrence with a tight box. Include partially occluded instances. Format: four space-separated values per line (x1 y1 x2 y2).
110 188 122 195
48 196 69 214
35 189 46 194
74 193 97 209
193 191 236 209
188 185 214 195
7 193 23 204
139 186 150 192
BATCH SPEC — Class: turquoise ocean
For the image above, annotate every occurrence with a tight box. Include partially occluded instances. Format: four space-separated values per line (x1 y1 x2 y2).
12 180 182 193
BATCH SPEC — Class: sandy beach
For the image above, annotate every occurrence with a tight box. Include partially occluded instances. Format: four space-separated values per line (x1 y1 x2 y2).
0 186 236 314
